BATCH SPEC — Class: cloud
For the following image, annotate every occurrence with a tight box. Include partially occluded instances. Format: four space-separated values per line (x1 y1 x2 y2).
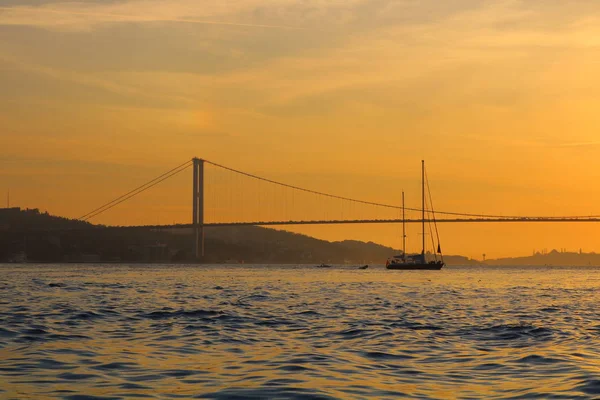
456 134 600 150
3 0 600 116
0 0 362 31
552 141 600 148
0 53 199 105
0 4 309 31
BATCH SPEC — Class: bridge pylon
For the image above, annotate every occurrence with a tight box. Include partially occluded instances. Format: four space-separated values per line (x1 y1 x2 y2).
192 158 204 260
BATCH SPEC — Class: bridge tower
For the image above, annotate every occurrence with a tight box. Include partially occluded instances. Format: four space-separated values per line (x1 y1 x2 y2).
192 158 204 260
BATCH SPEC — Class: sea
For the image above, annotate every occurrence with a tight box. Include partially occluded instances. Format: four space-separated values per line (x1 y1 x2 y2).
1 264 599 399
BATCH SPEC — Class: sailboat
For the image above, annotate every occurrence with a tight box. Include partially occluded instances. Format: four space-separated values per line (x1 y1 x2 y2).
386 160 445 270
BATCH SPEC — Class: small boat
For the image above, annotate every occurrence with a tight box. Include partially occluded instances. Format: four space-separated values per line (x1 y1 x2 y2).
358 265 369 270
316 264 333 268
387 160 445 271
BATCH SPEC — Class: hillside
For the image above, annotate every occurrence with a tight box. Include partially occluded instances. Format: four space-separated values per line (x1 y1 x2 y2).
6 208 596 266
0 207 478 265
486 249 600 267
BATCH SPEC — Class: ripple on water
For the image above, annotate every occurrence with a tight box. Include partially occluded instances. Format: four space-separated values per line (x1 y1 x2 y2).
464 323 555 343
291 310 322 317
515 354 564 365
162 369 206 378
578 379 600 395
91 362 138 371
1 264 600 399
392 321 444 331
57 372 98 381
0 327 18 338
336 328 371 339
38 359 76 370
359 351 415 361
197 386 338 399
142 309 222 320
540 306 561 313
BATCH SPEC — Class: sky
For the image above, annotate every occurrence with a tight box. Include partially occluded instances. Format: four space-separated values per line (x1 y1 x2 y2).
1 0 600 258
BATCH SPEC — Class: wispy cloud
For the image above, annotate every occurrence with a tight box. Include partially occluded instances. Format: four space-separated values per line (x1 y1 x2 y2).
3 0 600 123
551 141 600 148
517 137 600 149
0 5 310 31
0 53 199 105
0 0 358 31
455 134 600 150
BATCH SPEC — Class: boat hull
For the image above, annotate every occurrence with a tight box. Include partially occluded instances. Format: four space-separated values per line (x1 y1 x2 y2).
386 263 443 270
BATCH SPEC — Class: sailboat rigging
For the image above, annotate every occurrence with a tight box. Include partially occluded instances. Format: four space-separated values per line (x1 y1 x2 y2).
386 160 445 270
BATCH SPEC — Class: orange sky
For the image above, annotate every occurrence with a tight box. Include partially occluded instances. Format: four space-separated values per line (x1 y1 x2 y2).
2 0 600 258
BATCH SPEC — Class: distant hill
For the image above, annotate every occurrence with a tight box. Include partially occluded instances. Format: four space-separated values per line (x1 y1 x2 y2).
0 207 477 265
0 207 92 230
486 249 600 267
5 207 591 266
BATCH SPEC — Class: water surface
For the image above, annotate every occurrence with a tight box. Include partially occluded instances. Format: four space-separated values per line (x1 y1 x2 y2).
1 264 599 399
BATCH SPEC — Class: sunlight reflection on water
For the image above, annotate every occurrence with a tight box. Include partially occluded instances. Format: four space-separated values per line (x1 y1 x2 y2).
1 264 600 399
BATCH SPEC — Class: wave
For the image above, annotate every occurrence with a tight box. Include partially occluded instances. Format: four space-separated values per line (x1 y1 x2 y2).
463 323 554 342
2 264 600 399
141 309 222 320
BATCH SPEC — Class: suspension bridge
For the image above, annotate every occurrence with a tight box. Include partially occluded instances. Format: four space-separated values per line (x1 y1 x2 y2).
74 157 600 259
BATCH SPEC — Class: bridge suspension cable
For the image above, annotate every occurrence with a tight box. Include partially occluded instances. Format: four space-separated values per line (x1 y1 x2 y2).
204 159 599 221
76 157 600 225
78 159 193 222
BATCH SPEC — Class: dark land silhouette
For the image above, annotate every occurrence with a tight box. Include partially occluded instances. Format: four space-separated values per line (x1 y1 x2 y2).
1 207 598 266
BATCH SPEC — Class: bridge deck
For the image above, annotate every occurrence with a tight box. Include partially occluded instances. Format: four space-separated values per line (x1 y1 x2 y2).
86 217 600 230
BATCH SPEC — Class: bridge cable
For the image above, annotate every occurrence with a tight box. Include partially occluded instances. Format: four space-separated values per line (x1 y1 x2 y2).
205 160 418 211
426 195 438 261
81 162 192 222
78 159 193 221
204 159 571 220
425 168 443 263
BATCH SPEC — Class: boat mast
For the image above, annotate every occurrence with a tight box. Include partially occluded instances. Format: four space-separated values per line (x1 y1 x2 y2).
421 160 425 258
402 191 406 261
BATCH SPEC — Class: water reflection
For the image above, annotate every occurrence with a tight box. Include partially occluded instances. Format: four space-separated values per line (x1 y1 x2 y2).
1 264 600 399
